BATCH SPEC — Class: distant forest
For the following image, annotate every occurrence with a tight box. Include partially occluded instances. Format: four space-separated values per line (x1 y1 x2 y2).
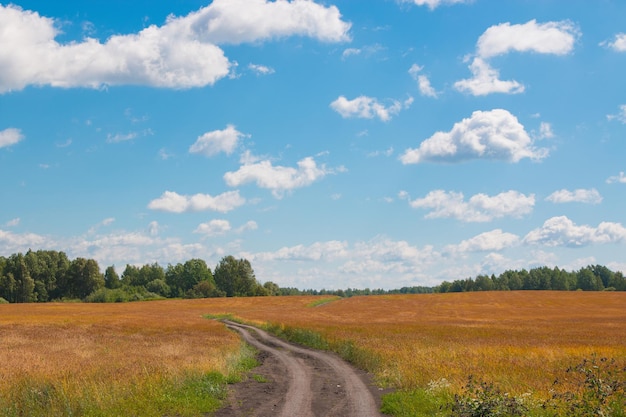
0 250 624 303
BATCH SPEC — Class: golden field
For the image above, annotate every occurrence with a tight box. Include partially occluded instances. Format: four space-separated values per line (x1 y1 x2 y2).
1 291 625 412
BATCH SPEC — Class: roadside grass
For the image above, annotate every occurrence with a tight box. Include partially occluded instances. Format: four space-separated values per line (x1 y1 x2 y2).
305 296 341 308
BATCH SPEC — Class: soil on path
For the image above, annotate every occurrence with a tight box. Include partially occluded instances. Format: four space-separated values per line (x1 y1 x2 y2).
213 320 387 417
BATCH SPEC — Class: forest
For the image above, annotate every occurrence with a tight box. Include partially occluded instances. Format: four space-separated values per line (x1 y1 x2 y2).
0 249 624 303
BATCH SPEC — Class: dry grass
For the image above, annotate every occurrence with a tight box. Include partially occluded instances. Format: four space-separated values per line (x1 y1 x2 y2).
201 292 626 395
1 292 624 413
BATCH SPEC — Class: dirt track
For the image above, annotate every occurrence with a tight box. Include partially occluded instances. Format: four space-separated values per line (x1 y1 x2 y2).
214 320 385 417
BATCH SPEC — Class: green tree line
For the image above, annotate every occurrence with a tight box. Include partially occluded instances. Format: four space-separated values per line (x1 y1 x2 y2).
0 250 273 303
435 265 626 293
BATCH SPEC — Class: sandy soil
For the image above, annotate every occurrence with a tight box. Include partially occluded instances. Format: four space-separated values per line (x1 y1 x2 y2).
213 321 387 417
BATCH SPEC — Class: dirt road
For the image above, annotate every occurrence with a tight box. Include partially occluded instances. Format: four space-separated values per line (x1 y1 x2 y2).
214 320 385 417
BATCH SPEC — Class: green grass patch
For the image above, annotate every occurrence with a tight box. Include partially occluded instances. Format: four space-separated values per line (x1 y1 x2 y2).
305 296 341 308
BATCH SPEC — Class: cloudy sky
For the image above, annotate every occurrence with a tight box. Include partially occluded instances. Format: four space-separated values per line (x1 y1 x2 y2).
1 0 625 289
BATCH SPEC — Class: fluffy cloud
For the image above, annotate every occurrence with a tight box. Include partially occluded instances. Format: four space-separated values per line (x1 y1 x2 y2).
454 58 524 96
408 64 438 98
524 216 626 247
399 0 470 9
189 125 247 157
601 33 626 52
447 229 520 253
455 20 578 96
194 219 231 236
330 95 413 122
407 190 535 222
224 156 334 198
400 109 547 164
0 1 350 92
253 240 349 262
545 188 602 204
0 229 49 254
148 190 245 213
476 20 578 59
606 172 626 184
0 128 24 148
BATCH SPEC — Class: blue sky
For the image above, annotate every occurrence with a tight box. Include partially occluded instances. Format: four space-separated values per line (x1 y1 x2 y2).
1 0 625 290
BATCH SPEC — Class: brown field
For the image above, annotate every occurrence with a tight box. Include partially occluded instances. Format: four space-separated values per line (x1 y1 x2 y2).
1 291 625 405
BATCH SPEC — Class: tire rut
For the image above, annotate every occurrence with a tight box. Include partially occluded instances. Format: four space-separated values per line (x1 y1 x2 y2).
217 320 383 417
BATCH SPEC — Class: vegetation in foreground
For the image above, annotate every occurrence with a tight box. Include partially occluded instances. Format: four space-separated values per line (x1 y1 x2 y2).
1 293 625 416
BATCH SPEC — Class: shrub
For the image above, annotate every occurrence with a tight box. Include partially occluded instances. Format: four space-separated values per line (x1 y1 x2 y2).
450 375 527 417
0 297 8 304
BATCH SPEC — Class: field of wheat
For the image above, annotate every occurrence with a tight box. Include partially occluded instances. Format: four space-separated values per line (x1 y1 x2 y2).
201 291 626 395
1 292 624 415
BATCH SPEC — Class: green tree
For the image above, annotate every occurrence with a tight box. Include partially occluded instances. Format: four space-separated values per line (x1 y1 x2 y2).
214 256 261 297
576 267 603 291
67 258 104 299
166 259 214 297
104 266 121 289
121 264 140 287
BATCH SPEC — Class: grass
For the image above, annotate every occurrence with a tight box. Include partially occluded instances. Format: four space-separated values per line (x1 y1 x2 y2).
1 293 625 416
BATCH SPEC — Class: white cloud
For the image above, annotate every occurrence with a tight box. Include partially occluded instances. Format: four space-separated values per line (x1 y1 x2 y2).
4 218 20 227
148 190 245 213
187 0 351 44
455 20 578 96
538 122 554 139
106 132 138 143
447 229 520 253
88 217 115 234
607 104 626 123
194 219 232 236
0 128 24 148
189 124 247 157
524 216 626 247
606 172 626 184
408 64 438 98
342 48 361 58
253 240 349 262
400 109 548 164
224 156 334 198
341 44 384 59
330 95 413 121
454 58 524 96
235 220 258 233
601 33 626 52
399 0 470 10
0 1 350 92
0 229 49 254
147 221 160 237
476 20 578 59
248 63 275 75
545 188 602 204
408 189 535 222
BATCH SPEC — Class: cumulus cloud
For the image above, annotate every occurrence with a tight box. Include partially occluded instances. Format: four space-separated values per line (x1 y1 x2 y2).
408 64 438 98
407 189 535 222
0 128 24 148
148 190 245 213
455 20 578 96
5 218 20 227
400 109 548 164
330 95 413 122
454 58 524 96
606 172 626 184
0 229 49 254
189 124 247 157
224 156 334 198
253 240 349 262
545 188 602 204
399 0 470 9
524 216 626 247
194 219 232 236
447 229 520 253
476 20 578 59
601 33 626 52
0 1 350 92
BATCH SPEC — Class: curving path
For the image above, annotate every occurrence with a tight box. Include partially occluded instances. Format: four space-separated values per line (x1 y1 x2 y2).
216 320 383 417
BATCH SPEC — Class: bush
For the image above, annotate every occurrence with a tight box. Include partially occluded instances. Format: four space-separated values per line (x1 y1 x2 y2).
450 376 527 417
0 297 8 304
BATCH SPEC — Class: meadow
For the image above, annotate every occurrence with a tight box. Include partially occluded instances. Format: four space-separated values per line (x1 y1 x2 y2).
1 292 625 416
